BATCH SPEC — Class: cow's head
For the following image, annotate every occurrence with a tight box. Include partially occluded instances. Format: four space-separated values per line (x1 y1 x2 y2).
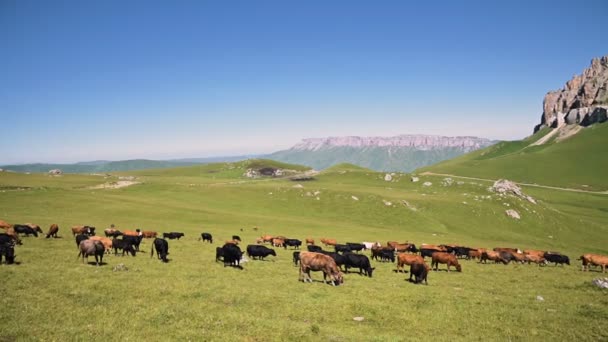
333 272 344 286
456 264 462 272
270 250 277 257
367 267 375 278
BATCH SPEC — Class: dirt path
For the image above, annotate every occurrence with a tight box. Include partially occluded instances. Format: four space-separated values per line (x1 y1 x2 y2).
419 172 608 195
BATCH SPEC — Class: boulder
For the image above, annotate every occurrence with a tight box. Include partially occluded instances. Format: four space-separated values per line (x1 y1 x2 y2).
411 176 419 182
491 179 536 204
423 182 432 187
384 174 392 182
48 169 62 175
592 278 608 289
506 209 521 220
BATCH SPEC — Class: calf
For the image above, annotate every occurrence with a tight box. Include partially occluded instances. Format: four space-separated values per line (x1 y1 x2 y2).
201 233 213 243
246 245 277 260
409 262 429 284
151 238 169 262
284 239 302 250
77 240 104 266
46 224 59 238
544 252 570 266
298 251 343 286
163 232 184 240
431 252 462 272
221 243 242 267
343 253 374 277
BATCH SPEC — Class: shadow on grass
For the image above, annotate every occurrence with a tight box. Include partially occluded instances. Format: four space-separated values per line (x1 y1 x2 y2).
86 261 108 266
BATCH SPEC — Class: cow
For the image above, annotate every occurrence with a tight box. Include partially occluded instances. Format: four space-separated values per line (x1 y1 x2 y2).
318 251 348 272
298 251 344 286
420 248 444 259
420 244 447 252
524 254 546 265
468 250 482 260
221 243 242 267
346 243 365 253
260 235 274 244
387 241 399 249
362 242 381 250
394 243 418 253
163 232 184 240
0 242 16 265
122 229 141 237
494 247 521 254
284 239 302 250
307 245 323 252
580 254 608 273
142 231 157 238
272 238 285 248
305 238 314 245
25 223 43 235
480 251 508 264
72 225 95 236
104 229 122 238
453 247 474 259
75 234 89 248
232 235 241 242
396 253 424 273
88 236 113 253
77 240 104 266
320 238 337 246
225 239 239 245
215 247 224 262
334 244 352 254
151 238 169 262
246 245 276 260
524 249 546 258
3 228 21 245
122 235 143 252
431 252 462 272
0 234 16 246
112 237 136 256
509 252 527 264
544 252 570 266
293 251 300 266
201 233 213 243
343 253 374 277
409 262 429 284
379 249 395 263
13 224 38 237
46 224 59 238
0 220 11 229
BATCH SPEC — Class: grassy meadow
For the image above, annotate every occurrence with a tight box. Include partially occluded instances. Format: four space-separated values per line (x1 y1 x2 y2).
1 160 607 341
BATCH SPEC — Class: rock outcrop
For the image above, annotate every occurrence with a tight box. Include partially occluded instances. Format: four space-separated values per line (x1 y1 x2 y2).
491 179 536 204
535 56 608 132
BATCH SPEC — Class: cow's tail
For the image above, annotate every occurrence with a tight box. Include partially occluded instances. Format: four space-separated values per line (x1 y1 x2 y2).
150 243 155 258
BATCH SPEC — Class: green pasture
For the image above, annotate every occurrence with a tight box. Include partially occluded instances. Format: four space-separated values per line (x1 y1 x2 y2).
1 160 607 341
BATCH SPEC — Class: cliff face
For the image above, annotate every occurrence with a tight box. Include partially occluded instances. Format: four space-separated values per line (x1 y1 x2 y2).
535 56 608 132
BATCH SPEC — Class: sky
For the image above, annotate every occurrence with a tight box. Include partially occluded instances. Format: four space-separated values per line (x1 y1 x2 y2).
1 0 607 164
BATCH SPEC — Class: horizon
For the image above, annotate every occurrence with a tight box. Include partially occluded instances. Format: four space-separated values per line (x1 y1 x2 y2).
2 1 607 164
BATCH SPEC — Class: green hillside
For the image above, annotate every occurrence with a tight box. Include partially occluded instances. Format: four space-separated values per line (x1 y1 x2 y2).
1 159 607 340
418 124 608 191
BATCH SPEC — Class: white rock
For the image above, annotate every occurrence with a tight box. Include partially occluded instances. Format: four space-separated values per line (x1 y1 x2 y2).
353 317 365 322
592 278 608 289
383 200 392 206
423 182 432 187
351 196 359 201
384 174 393 182
536 295 544 302
411 176 419 182
506 209 521 219
293 184 304 188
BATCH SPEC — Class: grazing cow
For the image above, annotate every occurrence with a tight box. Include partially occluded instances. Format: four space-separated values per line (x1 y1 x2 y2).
409 262 429 284
343 253 374 277
112 237 136 256
387 241 399 249
260 235 274 244
221 243 242 267
580 254 608 273
0 242 15 264
298 251 344 286
201 233 213 243
122 235 143 252
25 223 43 235
163 232 184 240
215 247 224 262
0 220 11 229
480 251 508 264
72 226 95 236
88 236 113 253
77 240 105 266
379 249 395 263
396 253 424 273
320 238 337 246
122 229 141 237
318 251 348 272
420 244 447 252
284 239 302 250
468 250 482 260
104 229 122 237
524 254 546 265
543 252 570 266
151 238 169 262
420 248 444 259
246 245 277 260
45 224 59 238
293 251 300 266
75 234 89 248
334 244 352 254
142 231 157 238
362 242 381 250
524 249 546 258
494 247 521 254
13 224 38 237
307 245 323 253
453 247 474 259
272 238 285 248
232 235 241 242
431 252 462 272
346 243 365 253
306 238 314 245
394 243 418 253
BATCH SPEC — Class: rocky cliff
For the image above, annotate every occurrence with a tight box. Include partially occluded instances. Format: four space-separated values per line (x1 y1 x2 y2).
535 56 608 132
293 135 493 151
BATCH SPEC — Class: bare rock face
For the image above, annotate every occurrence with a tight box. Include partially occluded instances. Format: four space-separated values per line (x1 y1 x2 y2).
535 56 608 132
491 179 536 204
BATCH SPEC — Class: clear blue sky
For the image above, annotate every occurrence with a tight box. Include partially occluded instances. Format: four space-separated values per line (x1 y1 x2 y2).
1 0 606 164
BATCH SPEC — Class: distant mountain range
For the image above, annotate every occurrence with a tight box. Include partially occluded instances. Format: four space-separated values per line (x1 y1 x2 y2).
267 135 496 172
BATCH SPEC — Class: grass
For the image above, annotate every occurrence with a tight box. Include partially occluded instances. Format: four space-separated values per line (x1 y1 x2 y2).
418 123 608 191
1 161 607 341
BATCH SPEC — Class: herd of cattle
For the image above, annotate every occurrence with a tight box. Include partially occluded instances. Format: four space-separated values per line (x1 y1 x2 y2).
1 219 608 287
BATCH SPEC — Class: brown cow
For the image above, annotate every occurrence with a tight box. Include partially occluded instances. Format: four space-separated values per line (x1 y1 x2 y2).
396 253 424 273
494 247 520 254
480 251 508 264
306 238 314 245
509 252 527 264
320 238 337 246
394 243 416 253
89 236 113 253
580 254 608 273
272 238 285 247
25 223 43 234
468 250 482 260
142 231 157 238
3 227 21 245
387 241 398 249
72 226 95 236
298 251 343 286
260 235 274 243
46 224 59 238
431 252 462 272
122 230 141 237
524 254 546 265
524 249 546 258
0 220 12 229
420 244 447 252
225 239 239 245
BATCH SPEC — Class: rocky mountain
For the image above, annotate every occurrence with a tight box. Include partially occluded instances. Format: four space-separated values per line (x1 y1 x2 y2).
535 55 608 132
268 135 496 172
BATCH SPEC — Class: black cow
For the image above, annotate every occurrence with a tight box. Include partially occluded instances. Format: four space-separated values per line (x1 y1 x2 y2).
379 249 395 263
221 243 242 267
346 243 365 252
122 235 143 252
75 234 89 248
334 244 352 254
0 241 16 265
232 235 241 242
284 239 302 250
201 233 213 243
499 251 515 264
454 247 474 259
544 252 570 266
151 238 169 262
215 246 224 262
319 251 347 272
293 251 300 266
105 230 123 238
420 248 442 258
0 234 16 246
307 245 323 252
409 262 428 284
112 238 136 256
163 232 184 240
78 240 104 266
246 245 276 260
13 224 38 237
344 253 374 277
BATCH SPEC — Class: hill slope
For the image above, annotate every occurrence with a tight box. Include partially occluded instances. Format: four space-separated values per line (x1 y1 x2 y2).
418 123 608 191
